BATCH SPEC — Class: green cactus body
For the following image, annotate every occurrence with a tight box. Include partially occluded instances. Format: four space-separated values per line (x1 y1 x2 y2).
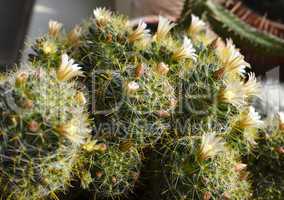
27 8 265 199
0 67 90 200
181 0 284 67
163 135 251 200
247 125 284 200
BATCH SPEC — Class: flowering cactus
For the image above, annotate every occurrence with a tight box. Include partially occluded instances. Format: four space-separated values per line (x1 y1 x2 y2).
26 8 270 200
0 62 90 200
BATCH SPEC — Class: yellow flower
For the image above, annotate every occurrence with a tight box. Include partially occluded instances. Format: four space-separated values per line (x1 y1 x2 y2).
238 107 263 129
172 36 197 61
187 14 206 37
56 121 85 145
48 20 62 37
75 91 87 105
128 20 151 43
243 127 258 146
154 16 175 41
216 39 250 80
198 133 225 161
42 41 57 55
243 72 261 99
195 29 218 46
15 72 28 87
57 54 83 81
68 25 82 45
218 81 246 108
93 7 111 26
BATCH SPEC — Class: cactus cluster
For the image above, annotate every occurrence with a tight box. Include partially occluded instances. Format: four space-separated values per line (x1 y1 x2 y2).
0 6 282 200
0 65 90 200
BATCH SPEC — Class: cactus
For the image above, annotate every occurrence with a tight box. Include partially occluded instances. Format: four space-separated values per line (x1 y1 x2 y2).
26 7 269 199
246 114 284 200
181 0 284 67
163 134 251 200
0 64 90 199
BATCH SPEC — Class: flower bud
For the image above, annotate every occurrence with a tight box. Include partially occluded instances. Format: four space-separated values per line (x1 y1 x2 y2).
28 120 40 133
155 62 169 75
234 163 247 172
16 72 28 87
135 64 145 79
275 147 284 154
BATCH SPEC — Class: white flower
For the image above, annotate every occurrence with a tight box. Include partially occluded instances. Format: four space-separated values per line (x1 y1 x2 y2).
243 72 261 98
154 16 175 41
127 81 140 93
48 20 62 37
238 107 263 129
57 54 83 81
188 14 206 36
278 112 284 130
56 120 85 145
199 133 225 160
172 36 197 61
216 39 250 79
93 7 111 25
219 81 246 108
155 62 169 75
128 20 151 42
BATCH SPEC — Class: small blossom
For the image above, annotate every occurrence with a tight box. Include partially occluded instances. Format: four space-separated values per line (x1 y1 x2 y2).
128 20 151 43
68 25 82 45
172 36 197 61
15 72 28 87
48 20 62 37
243 128 258 145
196 29 218 46
278 112 284 130
42 41 57 55
218 81 246 108
56 121 85 145
188 15 206 37
155 62 169 75
75 91 87 105
234 163 247 172
238 107 263 129
156 110 170 118
154 16 175 41
93 7 111 25
198 133 225 161
22 99 34 109
82 139 98 152
57 54 83 81
216 39 250 80
126 81 140 93
243 73 261 98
